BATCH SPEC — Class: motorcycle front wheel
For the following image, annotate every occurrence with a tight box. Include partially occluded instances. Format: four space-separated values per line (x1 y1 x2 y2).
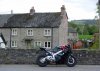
36 54 48 67
66 55 77 67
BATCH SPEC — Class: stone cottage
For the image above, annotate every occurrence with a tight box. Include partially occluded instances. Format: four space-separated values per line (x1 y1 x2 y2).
0 5 68 49
68 27 78 40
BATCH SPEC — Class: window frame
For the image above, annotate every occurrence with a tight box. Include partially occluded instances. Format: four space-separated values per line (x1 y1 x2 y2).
34 41 42 47
11 41 17 47
27 29 33 36
11 29 17 36
44 41 51 48
44 29 51 36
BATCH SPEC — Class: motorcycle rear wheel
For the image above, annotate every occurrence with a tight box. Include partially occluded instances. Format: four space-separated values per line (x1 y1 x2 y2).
66 56 77 67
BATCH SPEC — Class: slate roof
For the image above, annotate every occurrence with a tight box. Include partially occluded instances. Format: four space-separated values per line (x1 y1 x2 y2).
0 14 13 27
0 12 62 28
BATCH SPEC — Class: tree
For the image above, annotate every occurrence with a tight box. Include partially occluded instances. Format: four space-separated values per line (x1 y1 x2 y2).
98 0 100 49
91 0 100 49
83 24 89 35
68 21 77 28
76 27 81 35
97 0 100 15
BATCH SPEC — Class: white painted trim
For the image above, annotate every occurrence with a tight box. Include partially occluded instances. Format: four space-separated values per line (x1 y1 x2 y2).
11 29 17 36
44 41 51 49
11 41 17 47
27 29 33 36
34 41 42 47
44 29 51 36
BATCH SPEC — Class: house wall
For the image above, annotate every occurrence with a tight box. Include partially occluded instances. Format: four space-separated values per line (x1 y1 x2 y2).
68 33 78 40
52 28 59 47
58 5 68 46
59 16 68 45
0 28 59 49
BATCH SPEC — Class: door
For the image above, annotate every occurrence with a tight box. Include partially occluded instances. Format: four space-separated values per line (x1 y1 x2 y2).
25 40 32 49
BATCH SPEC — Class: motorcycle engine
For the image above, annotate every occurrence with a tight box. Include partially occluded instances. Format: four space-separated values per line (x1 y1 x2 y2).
46 56 55 61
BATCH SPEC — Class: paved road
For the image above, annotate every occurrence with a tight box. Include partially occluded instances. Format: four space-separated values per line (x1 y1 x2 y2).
0 65 100 71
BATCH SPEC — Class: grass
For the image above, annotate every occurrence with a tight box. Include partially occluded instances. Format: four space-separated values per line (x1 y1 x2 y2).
79 35 93 40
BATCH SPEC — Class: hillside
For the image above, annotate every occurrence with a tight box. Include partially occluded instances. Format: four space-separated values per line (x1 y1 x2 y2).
71 19 96 25
68 19 98 35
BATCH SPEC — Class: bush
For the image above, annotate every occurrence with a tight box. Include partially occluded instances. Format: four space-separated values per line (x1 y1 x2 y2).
90 39 99 49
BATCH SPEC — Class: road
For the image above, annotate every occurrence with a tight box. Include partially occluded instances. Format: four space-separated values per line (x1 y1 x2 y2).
0 65 100 71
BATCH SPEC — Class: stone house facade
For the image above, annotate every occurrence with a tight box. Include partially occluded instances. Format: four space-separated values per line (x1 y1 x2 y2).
0 5 68 49
68 27 78 40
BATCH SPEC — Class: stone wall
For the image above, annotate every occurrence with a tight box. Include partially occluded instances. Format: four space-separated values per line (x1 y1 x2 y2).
73 49 100 65
0 49 36 64
0 49 100 65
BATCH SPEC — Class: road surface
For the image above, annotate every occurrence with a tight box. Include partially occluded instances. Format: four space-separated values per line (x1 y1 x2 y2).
0 65 100 71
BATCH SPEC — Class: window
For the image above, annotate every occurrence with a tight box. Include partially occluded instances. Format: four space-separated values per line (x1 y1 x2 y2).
27 29 33 36
44 41 51 48
34 41 41 47
12 29 17 36
44 29 51 36
11 41 17 47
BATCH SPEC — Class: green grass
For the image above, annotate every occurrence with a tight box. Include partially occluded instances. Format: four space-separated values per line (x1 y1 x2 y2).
79 35 93 40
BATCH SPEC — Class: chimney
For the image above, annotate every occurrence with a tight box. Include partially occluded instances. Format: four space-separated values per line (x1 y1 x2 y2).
61 5 66 16
11 10 13 14
98 0 100 5
30 6 35 15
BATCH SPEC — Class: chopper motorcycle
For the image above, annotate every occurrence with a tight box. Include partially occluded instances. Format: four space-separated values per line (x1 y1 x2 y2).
36 45 77 67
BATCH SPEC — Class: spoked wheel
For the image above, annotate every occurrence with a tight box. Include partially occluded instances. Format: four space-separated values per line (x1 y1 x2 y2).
66 56 77 67
36 55 48 67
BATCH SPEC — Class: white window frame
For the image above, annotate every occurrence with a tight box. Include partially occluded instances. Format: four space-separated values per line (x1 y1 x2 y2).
44 29 51 36
34 41 42 47
11 29 17 36
27 29 33 36
11 41 17 47
44 41 51 48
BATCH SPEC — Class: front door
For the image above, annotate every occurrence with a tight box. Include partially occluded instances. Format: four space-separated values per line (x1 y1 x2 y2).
25 40 32 49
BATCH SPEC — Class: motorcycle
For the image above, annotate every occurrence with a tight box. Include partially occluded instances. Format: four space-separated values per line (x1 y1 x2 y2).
36 45 77 67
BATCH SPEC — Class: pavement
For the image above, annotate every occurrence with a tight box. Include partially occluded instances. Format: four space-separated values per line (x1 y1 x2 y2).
0 65 100 71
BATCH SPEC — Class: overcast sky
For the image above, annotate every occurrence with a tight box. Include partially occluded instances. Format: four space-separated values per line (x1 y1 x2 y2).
0 0 98 20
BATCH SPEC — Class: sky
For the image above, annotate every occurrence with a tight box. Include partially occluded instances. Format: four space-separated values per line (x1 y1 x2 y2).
0 0 98 20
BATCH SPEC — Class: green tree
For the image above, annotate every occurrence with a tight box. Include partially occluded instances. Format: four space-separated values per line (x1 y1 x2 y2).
68 21 77 28
90 25 98 34
76 27 81 35
97 0 100 15
83 24 89 35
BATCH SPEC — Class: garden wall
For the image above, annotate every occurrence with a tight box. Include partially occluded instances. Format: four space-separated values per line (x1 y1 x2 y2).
0 49 100 65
